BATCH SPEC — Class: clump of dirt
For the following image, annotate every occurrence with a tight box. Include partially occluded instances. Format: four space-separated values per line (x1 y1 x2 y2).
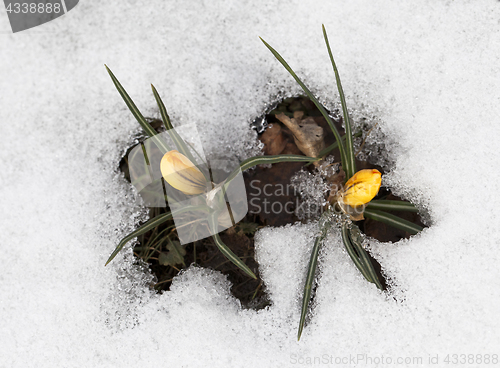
118 96 426 306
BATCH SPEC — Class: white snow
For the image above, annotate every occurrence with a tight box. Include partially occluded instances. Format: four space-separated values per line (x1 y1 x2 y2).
1 0 500 367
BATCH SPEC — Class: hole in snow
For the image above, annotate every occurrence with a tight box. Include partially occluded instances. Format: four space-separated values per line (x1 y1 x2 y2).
117 95 428 306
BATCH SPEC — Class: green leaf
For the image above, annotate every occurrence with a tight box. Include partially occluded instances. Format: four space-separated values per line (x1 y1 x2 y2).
151 84 210 182
208 213 257 279
322 25 356 179
158 239 186 266
239 154 318 172
340 223 373 283
260 37 349 174
318 130 362 158
106 212 173 266
298 215 332 341
366 200 419 213
105 65 170 153
150 84 174 130
363 208 423 235
347 225 384 290
106 205 210 266
224 154 319 188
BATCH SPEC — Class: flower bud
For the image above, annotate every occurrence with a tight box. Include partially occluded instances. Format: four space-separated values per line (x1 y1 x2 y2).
340 169 382 207
160 150 207 195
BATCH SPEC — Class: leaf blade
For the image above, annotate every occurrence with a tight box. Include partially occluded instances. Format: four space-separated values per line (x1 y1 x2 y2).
150 84 174 130
105 65 170 153
106 212 173 266
340 223 373 283
348 225 384 290
322 25 356 178
151 84 209 181
208 213 257 279
224 154 319 188
366 200 419 213
298 217 331 341
318 130 362 157
260 37 349 172
158 239 186 267
106 205 210 266
363 208 423 235
151 85 196 159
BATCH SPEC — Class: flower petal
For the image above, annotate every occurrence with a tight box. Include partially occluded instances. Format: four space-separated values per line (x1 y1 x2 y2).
341 169 382 207
160 150 207 195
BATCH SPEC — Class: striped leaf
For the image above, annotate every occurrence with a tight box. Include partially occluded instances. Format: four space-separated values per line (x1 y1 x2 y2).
106 212 173 266
318 130 362 157
322 25 356 178
364 208 423 235
224 154 318 188
151 84 209 182
347 225 384 290
260 37 349 174
298 215 332 341
366 200 419 213
106 205 210 266
340 223 373 283
208 212 257 279
105 65 170 153
150 84 174 130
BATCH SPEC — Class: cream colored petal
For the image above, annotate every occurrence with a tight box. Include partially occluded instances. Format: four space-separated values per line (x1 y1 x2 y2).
160 150 206 195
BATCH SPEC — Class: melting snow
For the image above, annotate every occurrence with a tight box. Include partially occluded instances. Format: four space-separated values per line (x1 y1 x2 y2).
1 1 499 367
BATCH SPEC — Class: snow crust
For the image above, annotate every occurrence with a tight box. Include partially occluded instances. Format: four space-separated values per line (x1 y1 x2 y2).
1 1 499 367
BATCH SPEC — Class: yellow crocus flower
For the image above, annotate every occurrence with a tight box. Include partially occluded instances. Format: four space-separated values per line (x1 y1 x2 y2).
160 150 207 195
340 169 382 207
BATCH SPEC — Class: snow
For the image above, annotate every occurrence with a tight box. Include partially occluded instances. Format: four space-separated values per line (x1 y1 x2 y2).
1 0 500 367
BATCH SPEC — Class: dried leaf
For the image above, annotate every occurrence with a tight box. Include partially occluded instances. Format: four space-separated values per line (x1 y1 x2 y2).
275 112 325 161
260 123 287 155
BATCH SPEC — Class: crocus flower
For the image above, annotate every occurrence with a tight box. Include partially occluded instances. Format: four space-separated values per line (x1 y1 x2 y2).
339 169 382 207
160 150 207 195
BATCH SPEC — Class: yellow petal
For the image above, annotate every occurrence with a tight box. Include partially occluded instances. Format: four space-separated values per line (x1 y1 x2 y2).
160 150 207 195
341 169 382 207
